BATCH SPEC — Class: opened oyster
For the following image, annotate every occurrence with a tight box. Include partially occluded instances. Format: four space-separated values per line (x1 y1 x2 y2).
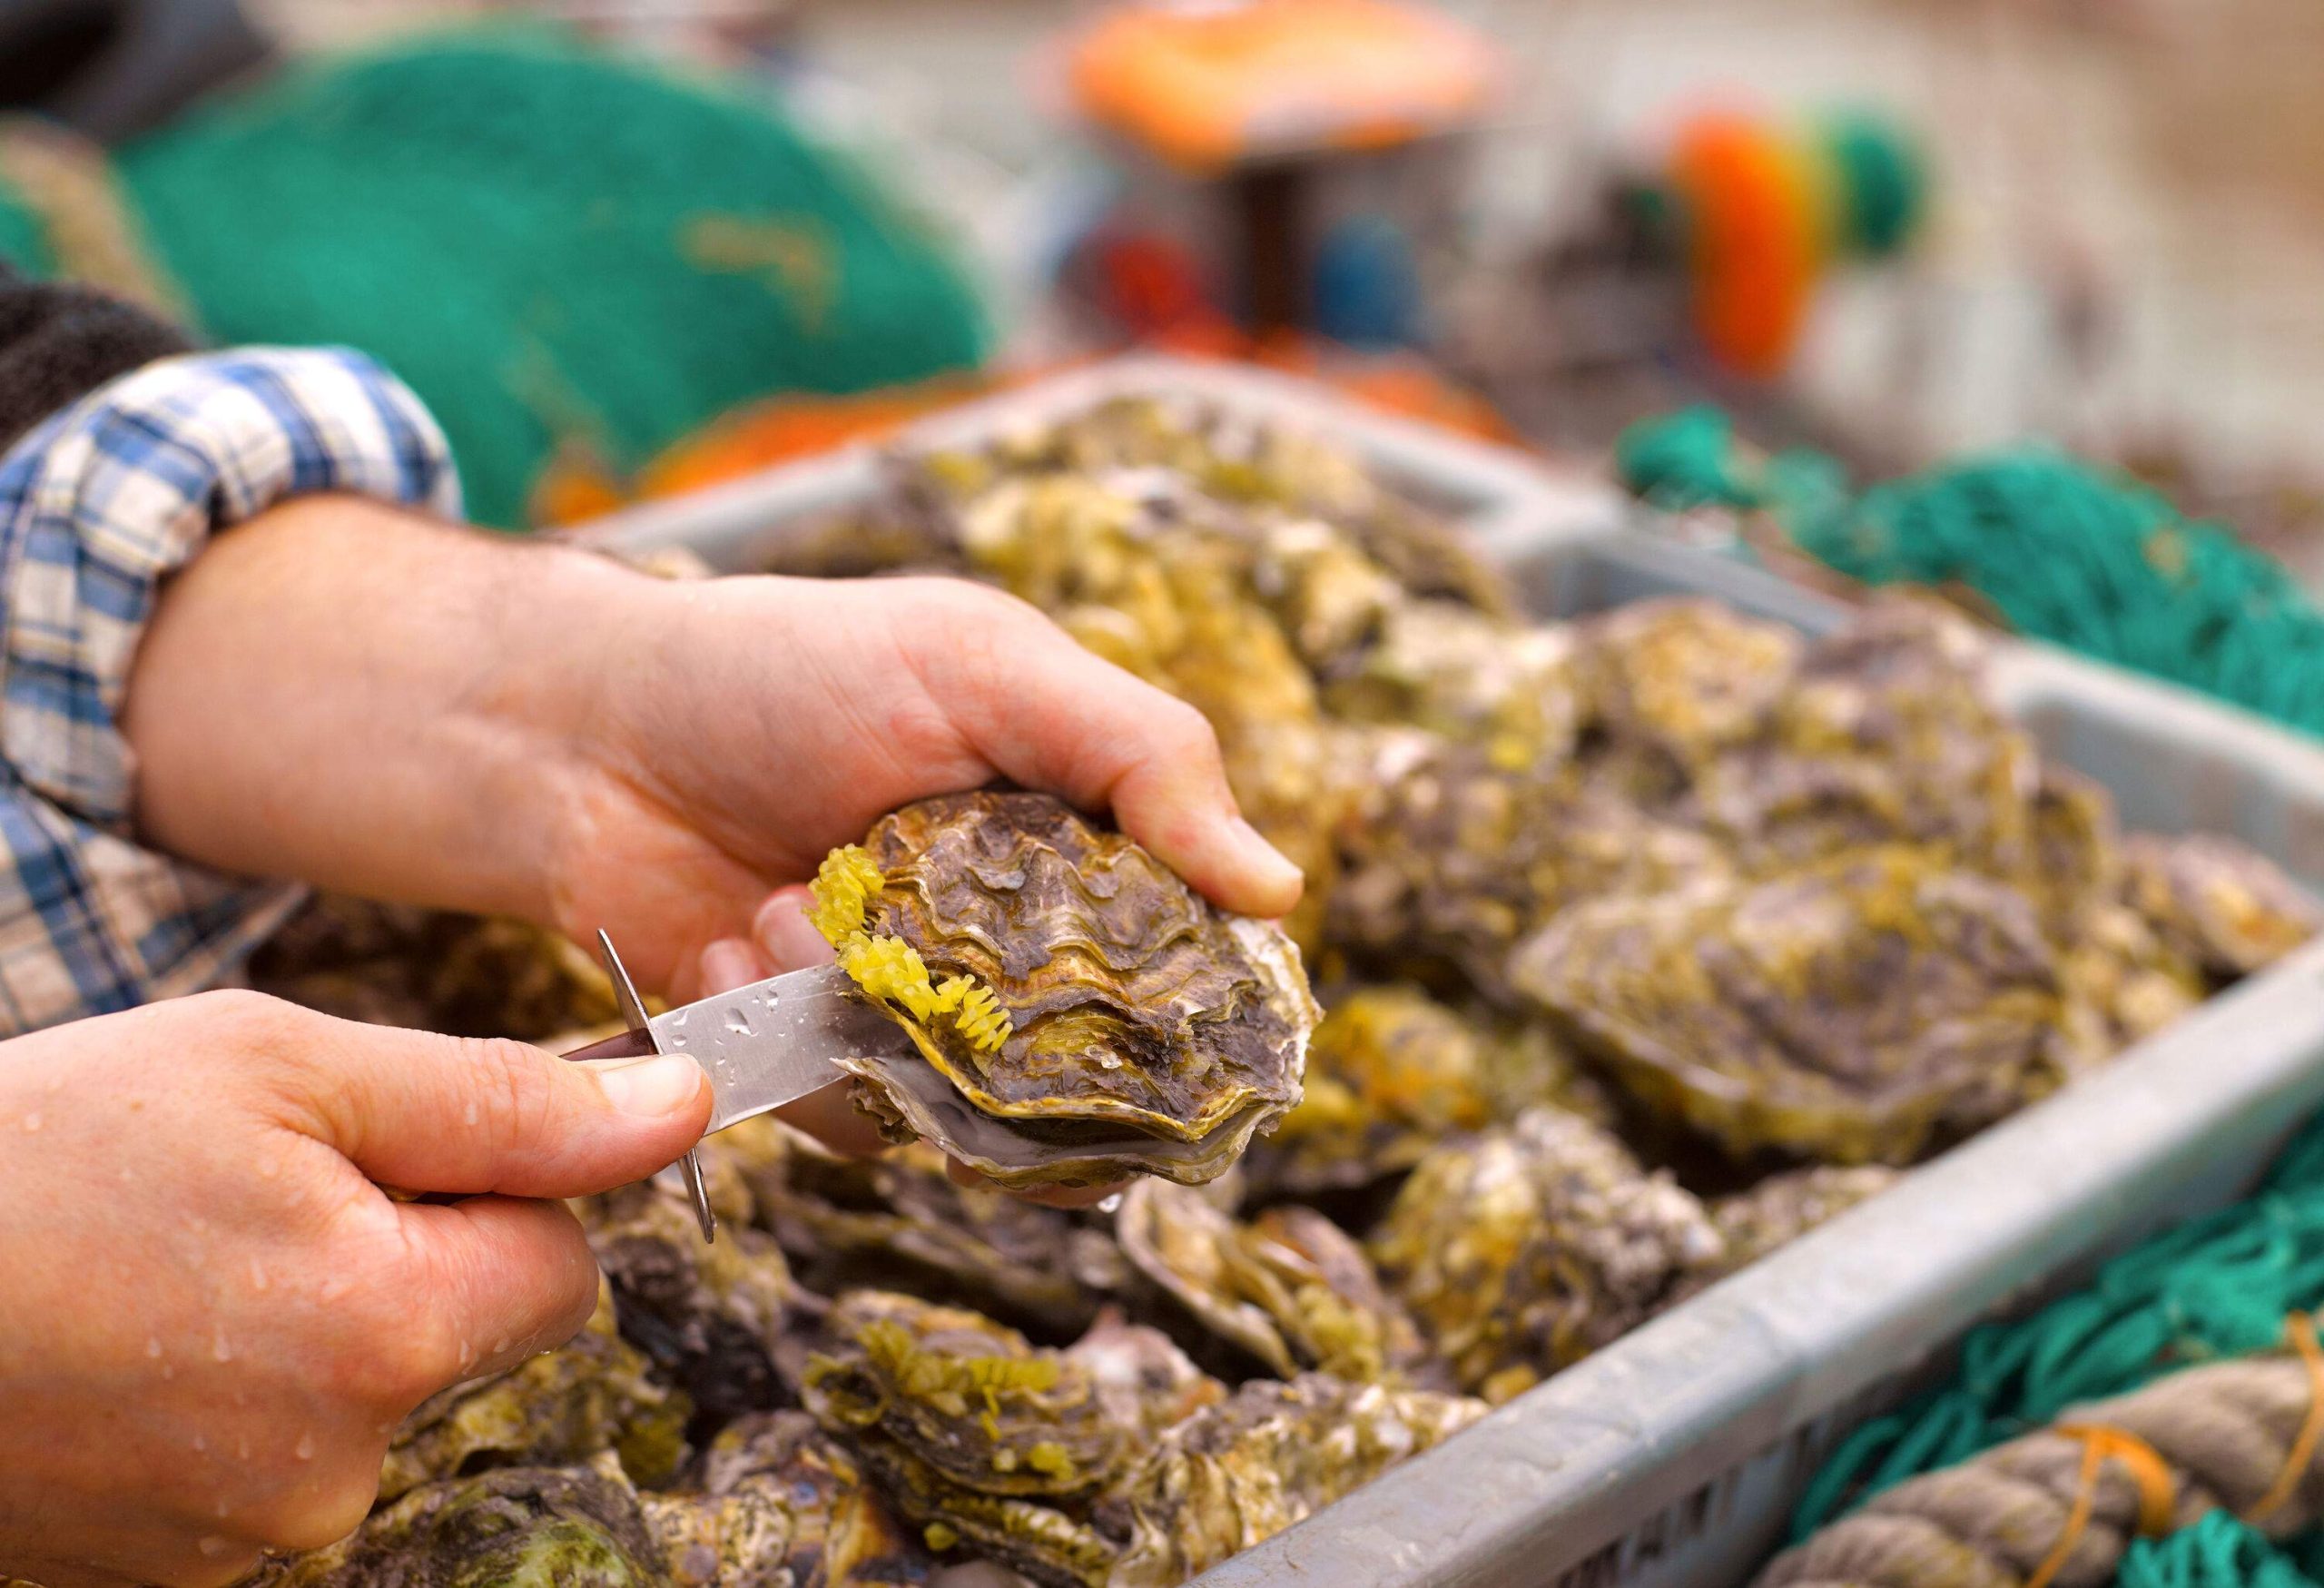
1512 846 2068 1164
1369 1107 1721 1403
1102 1374 1487 1588
810 791 1315 1189
1116 1179 1431 1385
380 1284 689 1502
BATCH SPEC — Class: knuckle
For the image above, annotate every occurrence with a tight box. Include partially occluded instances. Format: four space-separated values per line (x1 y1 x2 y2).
456 1036 556 1149
182 987 310 1046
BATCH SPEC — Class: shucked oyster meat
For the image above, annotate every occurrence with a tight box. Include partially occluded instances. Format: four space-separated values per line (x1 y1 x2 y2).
810 790 1316 1189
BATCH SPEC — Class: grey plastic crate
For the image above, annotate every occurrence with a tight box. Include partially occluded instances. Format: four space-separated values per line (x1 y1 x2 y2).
566 353 1625 569
573 369 2324 1588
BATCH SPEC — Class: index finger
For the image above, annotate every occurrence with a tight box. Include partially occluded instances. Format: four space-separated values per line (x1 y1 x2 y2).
891 585 1305 919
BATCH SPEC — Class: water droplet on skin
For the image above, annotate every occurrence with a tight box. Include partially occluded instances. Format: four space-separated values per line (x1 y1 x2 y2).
144 1336 162 1359
212 1325 232 1362
20 1112 38 1132
236 1435 251 1460
492 1336 510 1355
295 1432 316 1460
464 1100 478 1127
249 1258 269 1293
192 1433 207 1453
196 1535 231 1558
319 1276 351 1302
214 1497 231 1517
119 1164 134 1181
256 1158 278 1179
724 1006 753 1035
161 1363 174 1380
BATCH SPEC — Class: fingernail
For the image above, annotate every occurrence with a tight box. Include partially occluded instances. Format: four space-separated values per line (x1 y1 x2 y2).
699 937 763 995
755 888 838 969
1230 816 1305 892
592 1054 704 1118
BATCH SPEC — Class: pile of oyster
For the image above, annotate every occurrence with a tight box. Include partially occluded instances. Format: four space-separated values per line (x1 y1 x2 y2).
231 395 2319 1588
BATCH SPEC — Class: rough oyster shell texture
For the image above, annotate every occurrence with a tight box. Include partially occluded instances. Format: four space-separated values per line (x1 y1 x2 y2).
813 790 1316 1189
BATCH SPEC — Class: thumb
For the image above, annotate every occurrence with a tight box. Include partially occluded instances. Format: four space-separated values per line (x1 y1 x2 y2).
274 1008 710 1199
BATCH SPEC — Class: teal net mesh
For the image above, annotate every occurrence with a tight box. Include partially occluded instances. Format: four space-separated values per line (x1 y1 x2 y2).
99 25 988 526
1617 407 2324 742
1788 1109 2324 1586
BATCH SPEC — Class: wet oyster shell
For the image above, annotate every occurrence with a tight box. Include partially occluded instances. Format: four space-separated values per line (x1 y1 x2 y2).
1115 1179 1430 1386
639 1411 935 1588
381 1283 689 1502
578 1172 803 1430
802 1293 1140 1587
1512 846 2068 1164
1572 597 1801 766
755 1134 1127 1336
1102 1374 1487 1588
251 1455 662 1588
822 792 1315 1189
2122 832 2322 981
1369 1107 1720 1403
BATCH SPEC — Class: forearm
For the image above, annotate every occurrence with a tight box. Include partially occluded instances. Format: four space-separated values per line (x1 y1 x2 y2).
123 497 650 924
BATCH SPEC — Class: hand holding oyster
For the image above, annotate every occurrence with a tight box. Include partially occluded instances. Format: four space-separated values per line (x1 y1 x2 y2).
806 790 1318 1190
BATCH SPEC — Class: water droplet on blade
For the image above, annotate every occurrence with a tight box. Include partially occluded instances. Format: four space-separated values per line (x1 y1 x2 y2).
724 1006 753 1035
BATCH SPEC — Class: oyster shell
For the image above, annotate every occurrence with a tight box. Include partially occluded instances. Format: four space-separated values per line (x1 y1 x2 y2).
578 1171 803 1429
251 1455 662 1588
2122 832 2322 981
1573 597 1801 769
1369 1107 1721 1403
1101 1374 1487 1588
802 1292 1140 1587
1320 598 1580 771
380 1283 689 1502
638 1411 935 1588
812 791 1315 1189
1115 1179 1430 1385
1331 735 1731 1001
1512 845 2068 1164
1671 1166 1902 1301
756 1134 1127 1336
247 896 617 1039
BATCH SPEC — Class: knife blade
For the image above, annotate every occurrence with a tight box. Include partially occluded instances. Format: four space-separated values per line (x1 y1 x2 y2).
563 932 911 1243
564 962 910 1131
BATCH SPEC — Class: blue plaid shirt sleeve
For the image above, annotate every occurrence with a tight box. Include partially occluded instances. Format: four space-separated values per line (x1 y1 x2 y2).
0 346 459 1033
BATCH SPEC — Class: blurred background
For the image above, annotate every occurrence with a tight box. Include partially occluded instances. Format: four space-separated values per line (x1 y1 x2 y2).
7 0 2324 567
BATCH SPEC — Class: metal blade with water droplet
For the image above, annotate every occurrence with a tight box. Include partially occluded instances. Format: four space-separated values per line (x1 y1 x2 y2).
648 962 908 1132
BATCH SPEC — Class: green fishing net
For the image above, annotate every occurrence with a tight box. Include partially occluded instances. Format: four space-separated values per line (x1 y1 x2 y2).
5 25 989 527
1789 1109 2324 1572
1617 407 2324 742
2117 1513 2322 1588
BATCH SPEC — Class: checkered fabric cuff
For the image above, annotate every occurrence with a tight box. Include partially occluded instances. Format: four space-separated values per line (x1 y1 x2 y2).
0 346 459 1031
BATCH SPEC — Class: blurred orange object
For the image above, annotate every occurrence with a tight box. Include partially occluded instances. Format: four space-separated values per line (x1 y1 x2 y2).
540 344 1516 523
1068 0 1499 174
1667 111 1828 377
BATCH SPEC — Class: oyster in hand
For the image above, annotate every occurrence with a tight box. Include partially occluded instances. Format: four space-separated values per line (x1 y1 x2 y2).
809 791 1316 1189
1116 1179 1431 1385
1102 1374 1486 1588
1512 846 2068 1164
1368 1107 1720 1403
